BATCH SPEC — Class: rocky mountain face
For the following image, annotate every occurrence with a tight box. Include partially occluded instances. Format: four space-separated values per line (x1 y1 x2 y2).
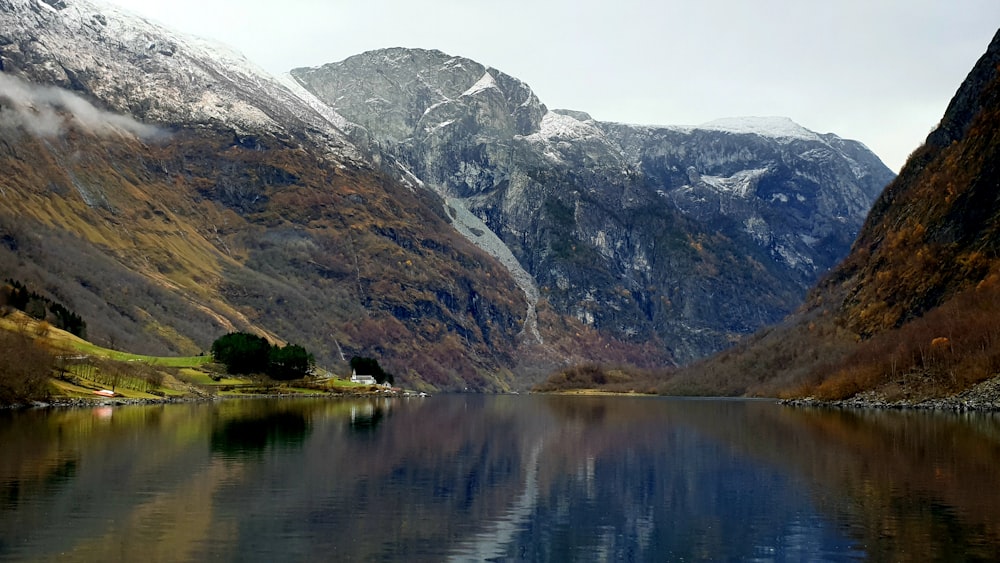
666 29 1000 400
291 50 895 362
0 0 538 391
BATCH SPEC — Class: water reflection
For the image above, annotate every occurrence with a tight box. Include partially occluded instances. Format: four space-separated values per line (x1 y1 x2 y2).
210 409 310 457
447 438 546 562
745 406 1000 561
346 399 389 435
0 397 999 561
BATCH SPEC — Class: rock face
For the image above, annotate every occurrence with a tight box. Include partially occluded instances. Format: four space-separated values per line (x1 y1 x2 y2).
291 50 895 362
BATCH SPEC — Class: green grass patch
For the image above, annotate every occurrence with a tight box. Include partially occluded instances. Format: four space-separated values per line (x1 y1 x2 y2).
65 339 212 367
176 368 244 386
325 378 368 389
0 314 354 401
51 378 101 399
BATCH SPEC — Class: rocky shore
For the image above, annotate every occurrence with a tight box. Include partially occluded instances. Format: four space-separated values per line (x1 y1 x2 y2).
782 376 1000 412
13 396 221 409
4 388 409 410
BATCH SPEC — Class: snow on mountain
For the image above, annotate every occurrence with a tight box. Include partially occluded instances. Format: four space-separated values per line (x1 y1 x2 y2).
276 72 355 132
696 116 823 143
290 48 897 363
698 168 771 199
532 111 604 142
2 3 547 392
1 0 360 160
462 72 500 97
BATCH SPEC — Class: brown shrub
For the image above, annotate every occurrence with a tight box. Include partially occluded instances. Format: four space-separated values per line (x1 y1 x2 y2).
800 263 1000 399
0 331 54 405
534 363 668 393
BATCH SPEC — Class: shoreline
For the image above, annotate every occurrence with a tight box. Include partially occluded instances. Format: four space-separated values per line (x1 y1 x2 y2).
781 375 1000 412
781 396 1000 412
2 388 411 410
10 379 1000 412
535 379 1000 412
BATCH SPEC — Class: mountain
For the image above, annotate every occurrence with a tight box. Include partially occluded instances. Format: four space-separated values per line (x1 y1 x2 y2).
0 0 895 391
290 49 895 363
665 29 1000 401
0 0 535 391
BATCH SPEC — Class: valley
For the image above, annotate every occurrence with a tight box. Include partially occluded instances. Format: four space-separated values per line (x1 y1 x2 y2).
0 0 997 405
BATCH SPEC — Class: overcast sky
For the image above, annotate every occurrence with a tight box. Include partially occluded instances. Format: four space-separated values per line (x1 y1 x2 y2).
101 0 999 172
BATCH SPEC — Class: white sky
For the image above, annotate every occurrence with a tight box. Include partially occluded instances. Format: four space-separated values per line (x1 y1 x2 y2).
101 0 999 172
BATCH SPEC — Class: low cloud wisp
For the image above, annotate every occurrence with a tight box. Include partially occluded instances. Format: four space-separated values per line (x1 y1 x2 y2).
0 73 162 140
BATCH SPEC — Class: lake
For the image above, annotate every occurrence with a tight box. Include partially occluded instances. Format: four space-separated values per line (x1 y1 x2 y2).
2 395 999 561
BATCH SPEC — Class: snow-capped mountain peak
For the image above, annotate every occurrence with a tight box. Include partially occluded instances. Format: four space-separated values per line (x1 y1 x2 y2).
696 116 823 142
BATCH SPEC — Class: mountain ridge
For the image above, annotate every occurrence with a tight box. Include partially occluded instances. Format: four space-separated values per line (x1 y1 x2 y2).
291 49 894 363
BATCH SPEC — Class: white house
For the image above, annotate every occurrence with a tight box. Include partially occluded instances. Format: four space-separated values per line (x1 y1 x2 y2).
350 370 377 385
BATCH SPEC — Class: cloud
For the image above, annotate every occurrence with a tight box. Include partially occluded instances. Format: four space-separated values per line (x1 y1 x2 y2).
0 73 163 140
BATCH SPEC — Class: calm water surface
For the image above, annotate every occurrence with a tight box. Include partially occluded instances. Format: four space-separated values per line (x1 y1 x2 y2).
2 395 1000 561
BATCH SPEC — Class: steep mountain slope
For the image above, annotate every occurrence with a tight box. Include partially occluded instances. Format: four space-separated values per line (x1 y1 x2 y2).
0 0 536 391
667 29 1000 400
291 50 895 362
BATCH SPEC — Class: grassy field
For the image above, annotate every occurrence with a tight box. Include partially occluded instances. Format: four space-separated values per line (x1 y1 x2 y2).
70 344 214 368
0 311 379 402
0 313 208 366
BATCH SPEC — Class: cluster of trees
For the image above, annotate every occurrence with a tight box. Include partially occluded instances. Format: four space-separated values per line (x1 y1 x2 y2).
211 332 314 380
1 279 86 338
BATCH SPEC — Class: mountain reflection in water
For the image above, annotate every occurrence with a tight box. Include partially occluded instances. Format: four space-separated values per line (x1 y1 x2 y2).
1 396 999 561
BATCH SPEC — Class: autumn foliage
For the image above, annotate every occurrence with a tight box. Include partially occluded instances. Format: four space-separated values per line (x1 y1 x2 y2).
532 364 666 394
809 271 1000 400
